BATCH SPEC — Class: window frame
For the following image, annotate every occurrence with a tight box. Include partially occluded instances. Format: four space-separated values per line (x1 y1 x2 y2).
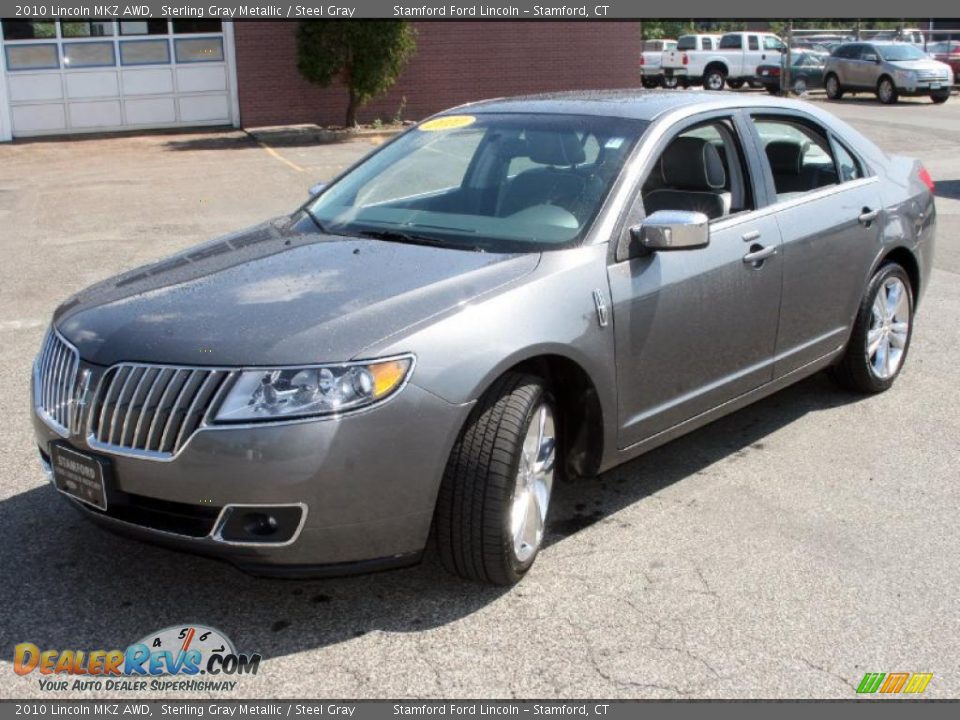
745 110 874 209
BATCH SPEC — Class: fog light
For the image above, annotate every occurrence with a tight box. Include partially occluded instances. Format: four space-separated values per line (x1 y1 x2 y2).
213 504 306 545
243 512 279 537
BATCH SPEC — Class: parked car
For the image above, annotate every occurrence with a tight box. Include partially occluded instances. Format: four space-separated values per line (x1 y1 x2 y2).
662 31 785 90
757 51 827 95
640 38 677 88
927 40 960 83
33 91 936 585
824 42 953 103
869 28 926 46
660 34 721 88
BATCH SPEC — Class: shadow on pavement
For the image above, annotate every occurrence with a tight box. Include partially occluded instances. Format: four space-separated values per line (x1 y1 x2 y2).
0 373 862 660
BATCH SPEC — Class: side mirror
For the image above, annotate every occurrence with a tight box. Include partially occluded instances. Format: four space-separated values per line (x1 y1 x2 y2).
629 210 710 254
308 182 326 197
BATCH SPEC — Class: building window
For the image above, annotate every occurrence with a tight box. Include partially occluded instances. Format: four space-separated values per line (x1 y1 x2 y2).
119 20 169 36
63 42 116 68
172 20 223 34
120 40 170 66
4 44 59 70
2 20 56 40
174 37 224 63
60 21 114 38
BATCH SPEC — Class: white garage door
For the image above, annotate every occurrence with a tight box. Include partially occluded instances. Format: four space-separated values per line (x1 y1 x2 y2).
0 19 238 138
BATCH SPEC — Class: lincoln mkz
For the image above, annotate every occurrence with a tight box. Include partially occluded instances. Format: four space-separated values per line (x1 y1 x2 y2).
32 91 936 584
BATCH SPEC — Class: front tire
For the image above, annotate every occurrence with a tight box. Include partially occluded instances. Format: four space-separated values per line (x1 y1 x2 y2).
877 76 899 104
661 76 679 89
830 263 914 393
434 373 557 585
825 74 844 100
931 90 950 104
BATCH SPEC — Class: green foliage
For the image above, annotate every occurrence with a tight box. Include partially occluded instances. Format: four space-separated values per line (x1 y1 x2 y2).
296 21 417 127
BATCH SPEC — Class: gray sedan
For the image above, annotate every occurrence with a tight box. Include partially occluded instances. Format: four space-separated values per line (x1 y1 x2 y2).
32 91 937 585
824 42 954 104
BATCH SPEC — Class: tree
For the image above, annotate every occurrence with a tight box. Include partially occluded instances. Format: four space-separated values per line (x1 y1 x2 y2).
296 21 417 127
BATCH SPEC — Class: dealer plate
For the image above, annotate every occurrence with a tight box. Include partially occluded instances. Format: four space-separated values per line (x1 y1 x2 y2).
50 442 109 511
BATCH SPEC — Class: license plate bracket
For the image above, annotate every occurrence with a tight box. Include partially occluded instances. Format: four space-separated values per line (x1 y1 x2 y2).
50 442 110 512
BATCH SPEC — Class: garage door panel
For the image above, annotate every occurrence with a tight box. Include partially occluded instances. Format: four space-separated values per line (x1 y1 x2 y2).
68 100 123 128
12 104 66 133
66 72 120 100
176 65 227 93
8 74 63 103
125 97 177 125
121 68 175 96
178 94 229 122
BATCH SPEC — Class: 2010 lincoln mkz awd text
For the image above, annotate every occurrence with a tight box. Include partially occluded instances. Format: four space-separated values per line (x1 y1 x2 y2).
32 91 935 585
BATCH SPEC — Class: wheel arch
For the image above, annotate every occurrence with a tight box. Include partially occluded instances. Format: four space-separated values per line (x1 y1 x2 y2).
704 61 729 77
465 351 606 481
877 245 921 301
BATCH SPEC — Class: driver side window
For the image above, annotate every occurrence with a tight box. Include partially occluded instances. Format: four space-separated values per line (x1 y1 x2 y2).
641 118 755 222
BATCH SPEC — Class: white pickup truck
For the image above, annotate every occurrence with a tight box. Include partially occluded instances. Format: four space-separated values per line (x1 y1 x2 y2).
639 39 678 88
662 31 786 90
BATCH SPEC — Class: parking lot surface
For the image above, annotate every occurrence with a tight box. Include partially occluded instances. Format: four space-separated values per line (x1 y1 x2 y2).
0 94 958 699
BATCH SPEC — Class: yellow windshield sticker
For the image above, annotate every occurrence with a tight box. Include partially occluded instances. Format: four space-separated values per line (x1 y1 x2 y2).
419 115 476 131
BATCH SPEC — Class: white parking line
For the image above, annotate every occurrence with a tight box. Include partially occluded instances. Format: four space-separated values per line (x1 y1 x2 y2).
0 319 45 331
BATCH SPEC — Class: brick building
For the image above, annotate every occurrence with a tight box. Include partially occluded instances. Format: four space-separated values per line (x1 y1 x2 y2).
0 19 641 141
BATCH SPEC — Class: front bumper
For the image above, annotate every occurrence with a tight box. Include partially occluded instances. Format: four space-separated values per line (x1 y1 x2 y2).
33 369 472 576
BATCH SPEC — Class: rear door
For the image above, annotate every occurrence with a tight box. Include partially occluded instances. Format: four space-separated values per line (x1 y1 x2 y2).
747 111 884 376
607 111 784 448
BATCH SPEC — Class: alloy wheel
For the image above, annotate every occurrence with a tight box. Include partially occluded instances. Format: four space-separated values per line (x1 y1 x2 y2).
878 79 895 104
510 402 556 563
793 77 808 95
866 277 910 380
826 76 840 98
705 72 725 91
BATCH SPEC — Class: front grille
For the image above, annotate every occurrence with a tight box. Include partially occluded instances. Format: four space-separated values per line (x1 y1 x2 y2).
916 69 949 81
88 364 234 458
34 330 82 436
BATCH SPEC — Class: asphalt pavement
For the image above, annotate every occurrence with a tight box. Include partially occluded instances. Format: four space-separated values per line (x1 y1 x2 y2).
0 93 958 699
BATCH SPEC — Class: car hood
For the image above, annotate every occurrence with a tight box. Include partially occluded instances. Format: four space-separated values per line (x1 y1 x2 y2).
887 58 951 72
55 217 541 367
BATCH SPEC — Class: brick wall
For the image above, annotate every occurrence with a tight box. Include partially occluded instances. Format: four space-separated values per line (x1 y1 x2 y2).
233 21 642 128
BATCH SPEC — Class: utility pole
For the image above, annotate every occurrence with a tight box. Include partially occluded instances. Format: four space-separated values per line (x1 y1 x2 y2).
783 20 793 95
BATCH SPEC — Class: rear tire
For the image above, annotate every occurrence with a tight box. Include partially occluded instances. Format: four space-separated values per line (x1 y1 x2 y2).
766 85 780 95
825 74 844 100
661 76 679 89
931 90 950 104
434 373 558 585
641 77 659 89
830 263 914 394
877 76 899 104
703 67 727 91
792 76 809 95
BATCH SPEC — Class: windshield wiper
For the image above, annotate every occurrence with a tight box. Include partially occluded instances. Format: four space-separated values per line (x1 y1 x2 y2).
302 205 330 234
357 229 457 249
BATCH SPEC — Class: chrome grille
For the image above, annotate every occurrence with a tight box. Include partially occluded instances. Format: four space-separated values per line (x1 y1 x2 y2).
917 69 949 81
34 330 82 436
88 365 234 458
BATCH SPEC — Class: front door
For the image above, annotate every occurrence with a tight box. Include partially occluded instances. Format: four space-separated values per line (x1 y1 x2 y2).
608 114 784 449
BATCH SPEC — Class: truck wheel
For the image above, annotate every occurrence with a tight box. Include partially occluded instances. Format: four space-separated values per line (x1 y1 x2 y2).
931 90 950 104
641 77 659 89
877 77 899 104
727 78 745 89
434 372 558 585
661 76 678 89
825 74 844 100
704 68 726 91
792 76 808 95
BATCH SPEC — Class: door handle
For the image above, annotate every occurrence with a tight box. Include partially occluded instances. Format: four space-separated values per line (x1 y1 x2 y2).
858 207 880 226
743 244 777 265
742 230 762 242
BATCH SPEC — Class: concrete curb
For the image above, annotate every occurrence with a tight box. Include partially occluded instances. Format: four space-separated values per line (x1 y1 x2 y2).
245 123 411 146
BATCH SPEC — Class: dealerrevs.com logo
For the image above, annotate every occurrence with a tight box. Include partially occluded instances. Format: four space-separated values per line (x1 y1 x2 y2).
14 625 261 693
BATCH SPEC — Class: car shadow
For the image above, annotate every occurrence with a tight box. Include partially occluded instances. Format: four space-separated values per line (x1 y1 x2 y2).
0 373 862 660
934 179 960 201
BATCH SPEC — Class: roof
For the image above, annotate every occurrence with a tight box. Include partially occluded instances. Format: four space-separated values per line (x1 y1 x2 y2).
441 89 804 123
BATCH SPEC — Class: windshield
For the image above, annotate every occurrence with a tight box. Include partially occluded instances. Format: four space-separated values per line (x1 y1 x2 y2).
306 113 647 252
878 45 927 61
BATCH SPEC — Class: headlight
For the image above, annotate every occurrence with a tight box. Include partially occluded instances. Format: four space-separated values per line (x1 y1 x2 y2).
214 356 414 422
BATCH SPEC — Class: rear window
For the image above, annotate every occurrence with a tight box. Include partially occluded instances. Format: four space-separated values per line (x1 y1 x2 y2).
677 36 697 51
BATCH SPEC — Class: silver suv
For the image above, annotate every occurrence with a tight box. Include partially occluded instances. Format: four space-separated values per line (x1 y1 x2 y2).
824 42 953 104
